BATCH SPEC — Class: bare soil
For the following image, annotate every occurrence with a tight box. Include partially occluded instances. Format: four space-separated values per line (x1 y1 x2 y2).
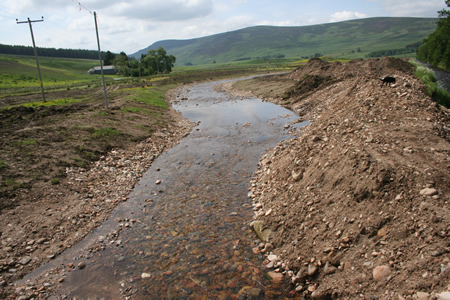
228 57 450 299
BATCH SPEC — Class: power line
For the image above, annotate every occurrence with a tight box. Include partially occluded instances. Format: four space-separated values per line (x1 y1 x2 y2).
71 0 93 15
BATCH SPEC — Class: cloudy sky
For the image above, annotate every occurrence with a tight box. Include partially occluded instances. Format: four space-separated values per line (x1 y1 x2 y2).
0 0 446 55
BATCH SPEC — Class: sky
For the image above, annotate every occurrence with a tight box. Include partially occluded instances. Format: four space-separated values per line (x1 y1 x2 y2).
0 0 446 55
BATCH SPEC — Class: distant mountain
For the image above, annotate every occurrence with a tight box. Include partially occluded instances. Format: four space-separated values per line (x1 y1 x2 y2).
132 17 437 66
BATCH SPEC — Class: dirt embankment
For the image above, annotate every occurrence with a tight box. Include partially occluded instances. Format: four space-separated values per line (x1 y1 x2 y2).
232 57 450 299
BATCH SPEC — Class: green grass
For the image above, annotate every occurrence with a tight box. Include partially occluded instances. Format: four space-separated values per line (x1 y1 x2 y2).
93 127 120 138
0 160 7 170
129 87 170 109
22 98 82 107
411 60 450 108
0 54 116 95
13 139 40 147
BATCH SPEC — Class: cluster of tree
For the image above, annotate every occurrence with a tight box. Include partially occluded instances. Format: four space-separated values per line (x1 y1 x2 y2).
301 53 323 59
366 47 417 58
416 0 450 70
103 47 176 77
0 44 105 59
257 54 285 59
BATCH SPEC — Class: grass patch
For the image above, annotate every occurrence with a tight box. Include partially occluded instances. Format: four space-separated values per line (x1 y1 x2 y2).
22 98 82 107
411 60 450 108
0 160 7 170
122 107 143 113
71 157 87 167
131 88 169 109
13 139 40 147
3 178 25 189
93 127 120 138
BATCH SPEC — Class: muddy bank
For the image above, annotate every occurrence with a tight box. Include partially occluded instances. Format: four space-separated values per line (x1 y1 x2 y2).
230 57 450 299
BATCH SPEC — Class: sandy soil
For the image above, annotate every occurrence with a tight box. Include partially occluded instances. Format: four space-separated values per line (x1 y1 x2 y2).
227 57 450 299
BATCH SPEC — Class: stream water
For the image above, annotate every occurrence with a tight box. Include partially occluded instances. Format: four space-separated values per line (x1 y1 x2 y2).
418 60 450 93
25 79 307 299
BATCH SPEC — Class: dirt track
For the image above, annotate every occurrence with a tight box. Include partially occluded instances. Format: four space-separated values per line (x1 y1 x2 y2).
228 57 450 299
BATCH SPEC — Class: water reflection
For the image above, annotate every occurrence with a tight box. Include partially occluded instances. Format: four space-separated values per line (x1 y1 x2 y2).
37 79 306 298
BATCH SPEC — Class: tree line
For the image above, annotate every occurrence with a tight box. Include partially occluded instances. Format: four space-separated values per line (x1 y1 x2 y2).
417 0 450 70
0 44 105 60
104 47 176 77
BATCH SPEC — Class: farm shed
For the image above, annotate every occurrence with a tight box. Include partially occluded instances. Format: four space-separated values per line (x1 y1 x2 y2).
88 65 116 75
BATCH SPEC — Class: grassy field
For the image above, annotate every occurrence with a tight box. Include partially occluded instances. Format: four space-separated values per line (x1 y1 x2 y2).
0 54 116 96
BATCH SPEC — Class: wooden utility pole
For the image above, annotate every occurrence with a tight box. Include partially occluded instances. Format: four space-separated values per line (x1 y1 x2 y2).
94 11 108 108
16 17 45 102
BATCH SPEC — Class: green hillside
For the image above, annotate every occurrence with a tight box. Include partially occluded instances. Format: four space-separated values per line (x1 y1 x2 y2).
133 17 438 66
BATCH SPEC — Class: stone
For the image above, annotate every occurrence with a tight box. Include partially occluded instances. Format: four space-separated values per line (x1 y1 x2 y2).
324 262 337 275
311 290 333 300
238 286 264 298
416 292 430 300
296 266 308 281
141 272 151 278
250 220 271 242
377 227 388 237
77 262 86 269
267 254 278 262
292 169 305 181
419 188 438 196
373 265 390 281
18 256 31 265
268 271 283 283
308 264 318 276
262 243 274 253
36 238 48 244
437 292 450 300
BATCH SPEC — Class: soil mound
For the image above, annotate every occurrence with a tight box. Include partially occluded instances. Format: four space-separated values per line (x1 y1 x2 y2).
247 58 449 298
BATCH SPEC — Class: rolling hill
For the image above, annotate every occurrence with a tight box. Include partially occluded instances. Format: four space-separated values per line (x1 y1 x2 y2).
132 17 438 66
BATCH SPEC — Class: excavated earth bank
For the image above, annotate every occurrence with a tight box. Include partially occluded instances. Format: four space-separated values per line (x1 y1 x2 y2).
230 57 449 299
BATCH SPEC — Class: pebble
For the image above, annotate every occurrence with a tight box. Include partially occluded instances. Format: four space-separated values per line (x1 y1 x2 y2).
419 188 438 196
141 272 151 278
36 238 48 244
18 256 31 265
77 262 86 269
267 271 283 283
437 292 450 300
416 292 430 300
238 286 264 298
324 262 337 275
372 265 390 281
308 264 318 276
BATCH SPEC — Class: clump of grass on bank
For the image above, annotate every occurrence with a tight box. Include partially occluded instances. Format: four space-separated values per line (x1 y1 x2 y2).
411 60 450 108
21 98 82 108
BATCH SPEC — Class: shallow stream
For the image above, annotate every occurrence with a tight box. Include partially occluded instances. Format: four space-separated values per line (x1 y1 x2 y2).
26 79 306 299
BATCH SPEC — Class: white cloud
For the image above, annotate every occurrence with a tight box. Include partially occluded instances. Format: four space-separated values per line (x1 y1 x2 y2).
372 0 444 17
329 11 368 23
109 0 214 21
